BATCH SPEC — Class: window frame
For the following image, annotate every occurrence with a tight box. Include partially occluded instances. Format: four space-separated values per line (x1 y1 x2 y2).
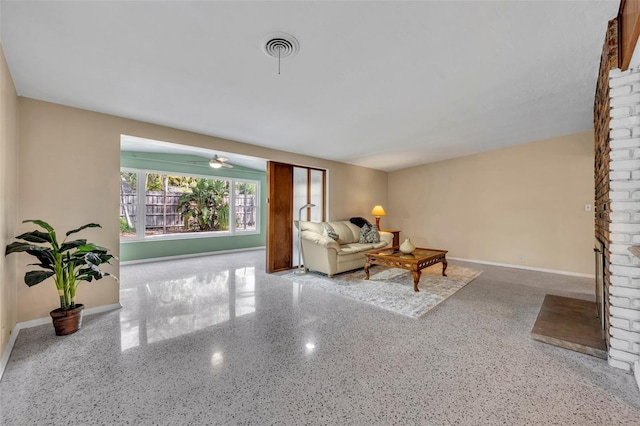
120 167 261 242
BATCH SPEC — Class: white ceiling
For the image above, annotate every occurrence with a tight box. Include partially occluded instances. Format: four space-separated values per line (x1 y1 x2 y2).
0 1 619 172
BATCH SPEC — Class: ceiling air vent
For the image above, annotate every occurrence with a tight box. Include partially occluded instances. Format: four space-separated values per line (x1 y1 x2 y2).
261 32 299 75
261 32 299 59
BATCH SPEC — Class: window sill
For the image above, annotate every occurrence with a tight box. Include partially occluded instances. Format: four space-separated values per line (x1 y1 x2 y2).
120 229 259 243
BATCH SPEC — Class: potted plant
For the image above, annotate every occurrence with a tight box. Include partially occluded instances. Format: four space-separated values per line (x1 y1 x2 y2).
5 219 117 335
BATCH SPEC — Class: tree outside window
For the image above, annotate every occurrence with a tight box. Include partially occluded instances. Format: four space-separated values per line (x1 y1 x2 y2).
177 179 230 232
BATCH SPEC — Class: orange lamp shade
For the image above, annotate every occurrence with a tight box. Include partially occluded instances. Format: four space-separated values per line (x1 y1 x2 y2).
370 205 386 217
371 205 386 229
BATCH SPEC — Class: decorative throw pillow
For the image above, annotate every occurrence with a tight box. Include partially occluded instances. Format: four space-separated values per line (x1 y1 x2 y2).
359 223 380 244
358 224 370 243
350 217 371 228
323 224 339 241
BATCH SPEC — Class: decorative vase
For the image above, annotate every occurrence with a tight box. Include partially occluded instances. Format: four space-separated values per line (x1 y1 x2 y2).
50 304 84 336
400 238 416 254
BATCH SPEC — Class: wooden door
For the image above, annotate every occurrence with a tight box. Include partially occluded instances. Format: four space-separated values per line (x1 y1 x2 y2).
266 161 293 272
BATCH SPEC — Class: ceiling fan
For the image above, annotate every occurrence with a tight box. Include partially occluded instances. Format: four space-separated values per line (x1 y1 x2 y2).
191 154 234 169
209 155 233 169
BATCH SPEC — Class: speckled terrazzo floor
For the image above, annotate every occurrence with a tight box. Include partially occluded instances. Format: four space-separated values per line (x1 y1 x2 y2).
1 250 639 425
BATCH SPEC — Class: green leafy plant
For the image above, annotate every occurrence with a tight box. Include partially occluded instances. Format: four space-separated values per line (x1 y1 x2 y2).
5 219 117 310
217 203 230 231
119 217 133 233
177 178 230 231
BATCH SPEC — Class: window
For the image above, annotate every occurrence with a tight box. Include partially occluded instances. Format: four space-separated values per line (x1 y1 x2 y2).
292 166 326 267
120 169 260 240
119 171 138 236
234 181 257 232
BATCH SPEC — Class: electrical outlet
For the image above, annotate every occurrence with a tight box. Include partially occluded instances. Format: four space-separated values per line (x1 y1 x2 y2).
519 256 525 262
585 204 592 212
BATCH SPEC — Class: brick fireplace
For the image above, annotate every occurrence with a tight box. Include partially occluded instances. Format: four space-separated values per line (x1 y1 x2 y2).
607 66 640 375
595 18 640 385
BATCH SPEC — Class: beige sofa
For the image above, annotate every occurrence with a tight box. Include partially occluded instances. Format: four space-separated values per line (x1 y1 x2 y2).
297 220 393 277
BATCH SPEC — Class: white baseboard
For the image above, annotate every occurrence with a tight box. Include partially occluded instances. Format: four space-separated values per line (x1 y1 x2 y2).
448 257 595 279
0 322 21 382
0 303 122 381
120 246 266 266
84 303 123 316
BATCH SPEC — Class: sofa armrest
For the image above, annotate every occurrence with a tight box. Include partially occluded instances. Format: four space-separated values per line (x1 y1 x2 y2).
300 230 341 251
379 231 393 247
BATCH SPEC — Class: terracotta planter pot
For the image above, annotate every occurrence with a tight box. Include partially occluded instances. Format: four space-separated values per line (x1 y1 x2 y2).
50 304 84 336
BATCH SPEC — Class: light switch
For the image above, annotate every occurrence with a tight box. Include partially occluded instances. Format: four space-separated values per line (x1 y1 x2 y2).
585 204 592 212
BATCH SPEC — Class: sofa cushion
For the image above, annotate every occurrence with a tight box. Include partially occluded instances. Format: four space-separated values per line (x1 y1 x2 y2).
298 220 324 235
302 233 341 251
372 241 388 249
338 243 376 254
337 240 388 255
327 221 360 244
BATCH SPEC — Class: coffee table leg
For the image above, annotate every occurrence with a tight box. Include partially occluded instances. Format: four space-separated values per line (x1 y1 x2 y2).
412 270 421 292
364 262 370 280
442 258 448 277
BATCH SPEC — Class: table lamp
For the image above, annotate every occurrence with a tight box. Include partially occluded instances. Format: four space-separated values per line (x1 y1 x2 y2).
371 205 386 229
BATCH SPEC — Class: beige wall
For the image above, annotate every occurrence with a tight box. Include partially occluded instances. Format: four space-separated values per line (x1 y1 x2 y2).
16 98 388 321
13 94 594 321
0 44 19 355
387 131 595 275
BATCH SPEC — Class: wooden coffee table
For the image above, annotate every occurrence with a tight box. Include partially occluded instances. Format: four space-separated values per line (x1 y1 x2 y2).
364 247 448 292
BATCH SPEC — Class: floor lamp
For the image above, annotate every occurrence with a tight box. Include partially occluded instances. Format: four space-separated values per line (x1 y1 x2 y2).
296 203 316 275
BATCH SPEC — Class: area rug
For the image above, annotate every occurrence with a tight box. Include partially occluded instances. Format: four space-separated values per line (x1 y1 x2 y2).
282 264 482 318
